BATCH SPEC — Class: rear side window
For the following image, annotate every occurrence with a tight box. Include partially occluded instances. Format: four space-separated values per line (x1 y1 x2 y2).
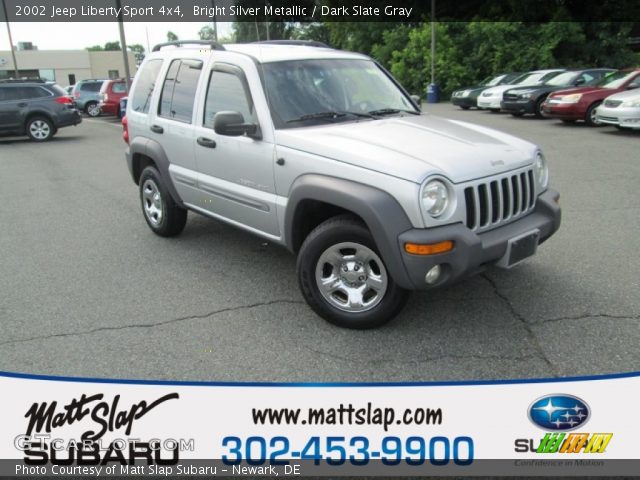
130 59 163 114
81 82 102 92
112 82 127 94
159 59 203 123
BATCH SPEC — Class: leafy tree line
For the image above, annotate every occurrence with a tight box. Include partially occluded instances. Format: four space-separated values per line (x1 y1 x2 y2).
232 21 639 98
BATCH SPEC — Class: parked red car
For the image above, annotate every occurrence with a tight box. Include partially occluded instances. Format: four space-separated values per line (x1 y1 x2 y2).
98 79 129 118
542 68 640 125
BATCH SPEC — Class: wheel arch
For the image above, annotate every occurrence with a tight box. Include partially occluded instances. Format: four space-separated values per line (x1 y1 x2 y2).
285 174 414 288
127 137 185 208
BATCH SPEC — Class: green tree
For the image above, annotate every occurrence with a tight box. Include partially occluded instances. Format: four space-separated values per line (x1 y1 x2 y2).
167 31 178 42
198 25 216 41
104 41 121 51
128 43 146 65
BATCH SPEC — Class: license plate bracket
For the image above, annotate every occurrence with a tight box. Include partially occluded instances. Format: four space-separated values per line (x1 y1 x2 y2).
496 229 540 269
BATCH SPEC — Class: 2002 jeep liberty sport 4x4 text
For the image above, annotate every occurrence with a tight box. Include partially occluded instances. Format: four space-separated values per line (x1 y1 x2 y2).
123 40 561 329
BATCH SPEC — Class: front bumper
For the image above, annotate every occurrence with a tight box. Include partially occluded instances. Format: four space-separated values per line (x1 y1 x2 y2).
451 96 478 108
501 99 536 114
477 97 501 109
396 189 561 290
596 105 640 129
541 101 585 120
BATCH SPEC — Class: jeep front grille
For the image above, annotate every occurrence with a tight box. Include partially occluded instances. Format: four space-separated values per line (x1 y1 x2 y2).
464 169 536 232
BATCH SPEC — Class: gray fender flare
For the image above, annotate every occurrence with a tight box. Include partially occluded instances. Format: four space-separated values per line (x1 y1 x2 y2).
285 174 414 289
127 137 185 208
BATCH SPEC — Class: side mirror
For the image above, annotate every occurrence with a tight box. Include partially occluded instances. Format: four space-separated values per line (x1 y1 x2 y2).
213 111 260 138
410 94 422 110
574 78 585 86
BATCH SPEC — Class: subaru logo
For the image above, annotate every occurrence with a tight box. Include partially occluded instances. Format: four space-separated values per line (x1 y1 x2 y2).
528 394 590 431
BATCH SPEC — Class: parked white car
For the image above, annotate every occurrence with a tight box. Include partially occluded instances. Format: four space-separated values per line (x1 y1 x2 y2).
596 89 640 129
477 69 565 111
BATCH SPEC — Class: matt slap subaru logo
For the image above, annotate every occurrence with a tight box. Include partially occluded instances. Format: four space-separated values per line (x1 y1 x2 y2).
528 394 590 431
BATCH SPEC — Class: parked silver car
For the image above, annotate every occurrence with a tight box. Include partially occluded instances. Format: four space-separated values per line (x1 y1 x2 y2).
596 89 640 129
124 40 561 328
71 79 106 117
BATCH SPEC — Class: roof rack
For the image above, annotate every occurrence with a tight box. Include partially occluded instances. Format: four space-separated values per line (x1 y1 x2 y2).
252 40 330 48
152 40 225 52
0 78 46 84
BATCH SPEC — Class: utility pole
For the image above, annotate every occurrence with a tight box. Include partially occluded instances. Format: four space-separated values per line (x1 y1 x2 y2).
115 0 132 91
210 0 218 42
2 0 19 78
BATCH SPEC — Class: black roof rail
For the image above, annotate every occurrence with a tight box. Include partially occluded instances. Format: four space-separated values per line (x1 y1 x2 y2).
152 40 225 52
0 78 46 84
252 40 330 48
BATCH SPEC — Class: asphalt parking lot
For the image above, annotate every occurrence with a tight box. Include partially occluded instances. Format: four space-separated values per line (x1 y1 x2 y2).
0 105 638 383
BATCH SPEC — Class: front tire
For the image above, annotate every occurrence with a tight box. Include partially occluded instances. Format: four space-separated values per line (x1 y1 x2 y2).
297 215 409 329
139 166 187 237
26 116 54 141
534 96 547 118
585 101 602 126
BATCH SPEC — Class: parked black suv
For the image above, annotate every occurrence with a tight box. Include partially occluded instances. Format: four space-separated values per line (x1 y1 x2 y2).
0 79 82 141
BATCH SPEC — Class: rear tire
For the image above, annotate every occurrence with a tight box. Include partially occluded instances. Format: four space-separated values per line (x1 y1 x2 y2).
561 119 576 124
26 116 54 141
85 102 100 117
139 166 187 237
460 106 470 110
511 112 524 117
297 215 409 329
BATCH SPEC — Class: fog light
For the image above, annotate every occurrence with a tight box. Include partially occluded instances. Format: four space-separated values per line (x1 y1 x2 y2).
425 265 442 285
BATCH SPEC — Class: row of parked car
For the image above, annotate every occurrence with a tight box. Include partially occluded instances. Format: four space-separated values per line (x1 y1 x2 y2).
0 76 129 141
67 78 129 118
451 68 640 129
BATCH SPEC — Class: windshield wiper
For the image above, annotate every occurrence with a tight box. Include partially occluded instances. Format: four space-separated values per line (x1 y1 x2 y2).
286 111 375 123
368 108 420 116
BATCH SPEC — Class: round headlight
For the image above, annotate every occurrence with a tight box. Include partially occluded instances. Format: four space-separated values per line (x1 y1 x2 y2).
534 151 549 189
422 180 449 217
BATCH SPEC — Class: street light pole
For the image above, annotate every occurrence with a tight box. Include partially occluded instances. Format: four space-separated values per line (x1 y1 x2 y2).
2 0 19 78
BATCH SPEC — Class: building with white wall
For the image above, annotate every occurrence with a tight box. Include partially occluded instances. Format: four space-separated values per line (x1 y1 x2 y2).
0 49 137 86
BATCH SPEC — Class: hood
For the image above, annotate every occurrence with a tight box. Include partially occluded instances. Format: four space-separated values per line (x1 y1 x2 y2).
548 86 615 98
481 84 519 96
601 88 640 102
275 114 536 184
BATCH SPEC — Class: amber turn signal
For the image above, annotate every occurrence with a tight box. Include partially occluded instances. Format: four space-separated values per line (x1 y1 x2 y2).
404 240 454 255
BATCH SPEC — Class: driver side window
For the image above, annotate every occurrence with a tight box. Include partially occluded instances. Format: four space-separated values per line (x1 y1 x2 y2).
203 69 254 129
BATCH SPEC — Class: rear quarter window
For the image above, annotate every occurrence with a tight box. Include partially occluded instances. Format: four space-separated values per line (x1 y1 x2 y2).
130 59 163 114
81 82 102 92
112 82 127 94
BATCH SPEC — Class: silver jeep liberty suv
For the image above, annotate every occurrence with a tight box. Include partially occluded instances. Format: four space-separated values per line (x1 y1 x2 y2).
124 40 561 329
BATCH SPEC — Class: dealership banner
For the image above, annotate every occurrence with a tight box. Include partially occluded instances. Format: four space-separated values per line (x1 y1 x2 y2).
0 371 639 477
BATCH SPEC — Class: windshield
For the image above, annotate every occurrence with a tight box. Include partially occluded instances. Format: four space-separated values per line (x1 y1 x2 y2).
484 74 507 86
545 72 579 86
513 71 561 86
597 70 638 89
262 59 418 128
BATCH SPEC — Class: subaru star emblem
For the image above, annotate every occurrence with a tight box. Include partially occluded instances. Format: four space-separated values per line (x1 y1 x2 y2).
528 394 590 431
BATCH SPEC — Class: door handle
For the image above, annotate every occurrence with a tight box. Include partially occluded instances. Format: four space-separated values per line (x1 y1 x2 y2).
150 125 164 134
17 102 28 107
197 137 216 148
